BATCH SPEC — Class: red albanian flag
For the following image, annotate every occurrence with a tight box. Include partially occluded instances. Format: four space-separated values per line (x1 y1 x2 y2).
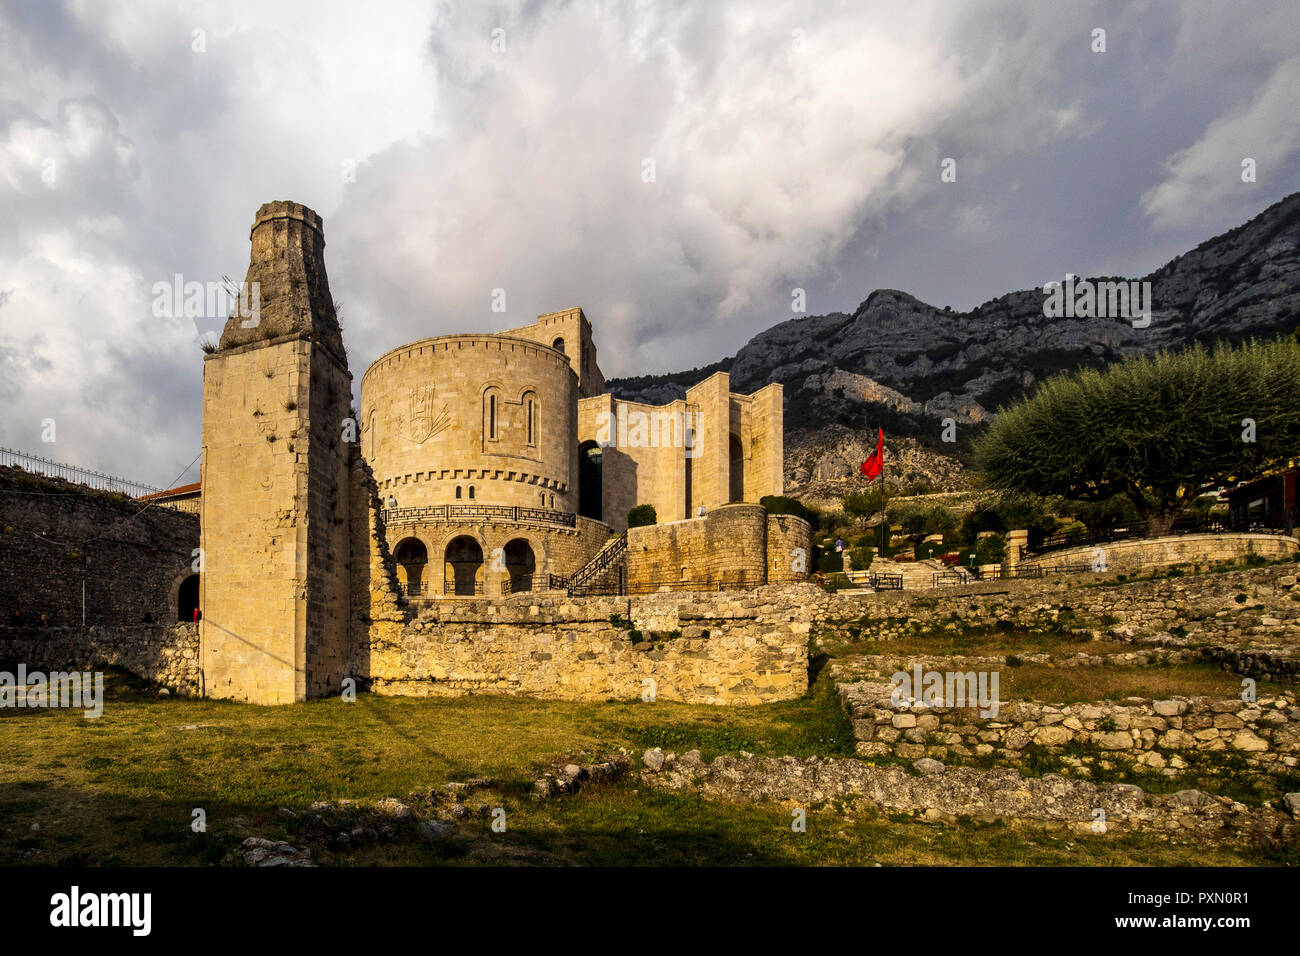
860 427 885 481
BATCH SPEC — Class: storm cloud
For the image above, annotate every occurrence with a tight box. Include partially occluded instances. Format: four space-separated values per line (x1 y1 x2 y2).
1 0 1298 485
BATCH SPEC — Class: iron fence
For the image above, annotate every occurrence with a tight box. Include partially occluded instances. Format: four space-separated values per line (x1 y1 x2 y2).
1030 514 1238 555
1 446 161 498
503 574 534 594
442 579 485 596
383 504 576 528
931 570 972 587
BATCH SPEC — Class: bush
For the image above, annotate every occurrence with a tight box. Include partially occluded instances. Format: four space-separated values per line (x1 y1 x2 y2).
760 495 809 520
888 502 959 539
847 545 874 571
817 550 844 573
627 504 657 528
916 540 946 561
975 533 1006 565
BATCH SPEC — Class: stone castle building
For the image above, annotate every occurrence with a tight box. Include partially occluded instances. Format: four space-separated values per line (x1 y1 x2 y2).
195 201 809 704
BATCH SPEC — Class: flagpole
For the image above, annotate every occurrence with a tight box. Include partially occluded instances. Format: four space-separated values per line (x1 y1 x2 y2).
879 430 886 559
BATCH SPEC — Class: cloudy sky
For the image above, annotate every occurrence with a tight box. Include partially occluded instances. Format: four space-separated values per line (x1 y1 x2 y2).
2 0 1299 487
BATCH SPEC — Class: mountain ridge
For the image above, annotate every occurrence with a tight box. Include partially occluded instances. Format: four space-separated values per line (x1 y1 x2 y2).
609 192 1300 495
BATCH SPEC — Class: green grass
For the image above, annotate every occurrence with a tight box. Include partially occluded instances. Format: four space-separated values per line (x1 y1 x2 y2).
5 564 1297 869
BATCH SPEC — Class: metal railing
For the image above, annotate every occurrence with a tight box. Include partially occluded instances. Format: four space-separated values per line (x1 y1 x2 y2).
1029 514 1242 555
443 578 485 596
867 572 903 590
932 570 972 587
503 574 534 594
382 504 576 529
566 532 628 595
569 573 762 598
0 446 161 497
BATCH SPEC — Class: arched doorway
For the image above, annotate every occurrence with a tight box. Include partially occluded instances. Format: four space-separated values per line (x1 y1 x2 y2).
177 574 200 622
503 538 536 593
394 537 429 597
729 434 744 502
579 440 603 521
444 536 484 596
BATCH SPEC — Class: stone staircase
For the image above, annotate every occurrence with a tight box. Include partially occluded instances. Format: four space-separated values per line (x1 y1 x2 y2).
887 558 959 590
564 532 628 596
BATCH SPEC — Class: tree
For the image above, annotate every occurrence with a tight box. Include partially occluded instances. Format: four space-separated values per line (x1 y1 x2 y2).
974 338 1300 530
842 489 883 520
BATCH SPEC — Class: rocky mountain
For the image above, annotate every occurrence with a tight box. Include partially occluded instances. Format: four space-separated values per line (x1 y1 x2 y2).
610 191 1300 497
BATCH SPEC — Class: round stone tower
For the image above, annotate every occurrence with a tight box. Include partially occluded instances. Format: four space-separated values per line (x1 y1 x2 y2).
360 334 577 512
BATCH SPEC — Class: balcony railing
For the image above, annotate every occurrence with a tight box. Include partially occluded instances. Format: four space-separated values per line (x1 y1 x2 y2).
443 578 485 596
382 504 576 529
503 574 534 594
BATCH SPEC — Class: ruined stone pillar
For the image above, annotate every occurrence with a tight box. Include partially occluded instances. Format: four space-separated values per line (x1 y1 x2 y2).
199 202 353 703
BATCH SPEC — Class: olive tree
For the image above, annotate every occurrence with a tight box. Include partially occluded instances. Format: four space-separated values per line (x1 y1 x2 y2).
974 338 1300 530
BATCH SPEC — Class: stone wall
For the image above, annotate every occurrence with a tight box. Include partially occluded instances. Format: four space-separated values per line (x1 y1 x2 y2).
641 750 1300 844
0 467 198 627
355 586 811 705
806 562 1300 645
840 679 1300 771
0 622 200 694
1024 532 1297 574
361 333 578 511
623 504 811 589
767 513 812 583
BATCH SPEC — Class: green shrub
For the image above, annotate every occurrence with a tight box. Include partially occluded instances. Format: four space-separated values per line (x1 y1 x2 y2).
818 551 845 573
847 545 873 571
627 504 657 528
760 495 809 520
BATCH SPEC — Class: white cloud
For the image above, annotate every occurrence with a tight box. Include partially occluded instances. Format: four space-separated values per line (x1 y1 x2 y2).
2 0 1298 487
1142 55 1300 230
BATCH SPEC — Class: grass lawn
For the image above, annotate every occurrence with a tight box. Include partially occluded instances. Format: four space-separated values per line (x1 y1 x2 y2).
0 668 1293 866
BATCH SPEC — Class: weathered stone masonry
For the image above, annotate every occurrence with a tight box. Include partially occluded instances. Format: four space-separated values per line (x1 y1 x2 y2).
0 467 198 627
357 587 811 705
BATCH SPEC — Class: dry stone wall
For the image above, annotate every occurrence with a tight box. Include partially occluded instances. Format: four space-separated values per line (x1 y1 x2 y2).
839 679 1300 772
641 750 1300 845
807 562 1300 647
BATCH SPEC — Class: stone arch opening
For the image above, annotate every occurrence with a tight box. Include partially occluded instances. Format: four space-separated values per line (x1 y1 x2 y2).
177 574 200 622
503 538 536 593
578 440 603 521
444 535 484 596
552 337 565 355
394 537 429 597
729 433 745 502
